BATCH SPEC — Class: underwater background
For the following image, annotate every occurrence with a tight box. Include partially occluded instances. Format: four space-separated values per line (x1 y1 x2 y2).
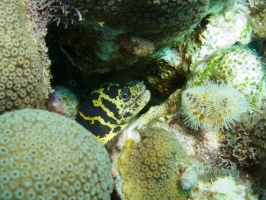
0 0 266 199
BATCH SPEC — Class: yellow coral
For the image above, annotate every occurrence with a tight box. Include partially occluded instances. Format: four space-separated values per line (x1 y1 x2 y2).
118 128 190 200
0 109 113 199
0 0 50 113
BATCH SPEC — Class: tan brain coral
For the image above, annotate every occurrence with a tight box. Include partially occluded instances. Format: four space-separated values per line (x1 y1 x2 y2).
0 0 50 114
0 109 113 199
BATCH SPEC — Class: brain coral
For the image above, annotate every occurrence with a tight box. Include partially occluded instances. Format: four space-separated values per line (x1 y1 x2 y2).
181 82 249 131
118 128 190 200
0 109 113 199
66 0 210 35
0 0 50 114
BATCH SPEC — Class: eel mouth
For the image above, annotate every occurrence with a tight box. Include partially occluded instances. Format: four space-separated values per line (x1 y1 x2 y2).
139 89 151 102
131 89 151 111
133 83 151 105
123 81 151 112
123 89 151 118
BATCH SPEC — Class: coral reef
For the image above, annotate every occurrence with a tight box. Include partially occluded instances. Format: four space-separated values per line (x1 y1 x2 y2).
42 0 232 83
40 0 247 102
0 109 113 199
47 86 79 119
0 0 262 198
187 46 265 106
181 82 249 131
180 3 252 69
0 0 51 114
66 0 210 36
116 128 191 200
123 85 259 197
143 0 251 96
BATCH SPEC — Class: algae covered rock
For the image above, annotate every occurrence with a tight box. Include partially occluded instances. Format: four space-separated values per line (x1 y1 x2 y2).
0 109 113 199
249 0 266 39
145 47 186 96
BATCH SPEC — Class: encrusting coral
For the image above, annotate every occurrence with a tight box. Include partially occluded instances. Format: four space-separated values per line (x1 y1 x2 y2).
117 128 191 200
187 46 265 106
64 0 210 36
0 109 113 199
0 0 51 114
180 2 252 69
181 82 249 131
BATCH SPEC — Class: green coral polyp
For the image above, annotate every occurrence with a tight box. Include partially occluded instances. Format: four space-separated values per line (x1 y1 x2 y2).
188 46 265 107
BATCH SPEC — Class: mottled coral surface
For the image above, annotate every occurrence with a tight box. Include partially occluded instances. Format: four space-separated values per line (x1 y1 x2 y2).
0 0 50 114
0 109 113 199
118 128 190 200
67 0 210 35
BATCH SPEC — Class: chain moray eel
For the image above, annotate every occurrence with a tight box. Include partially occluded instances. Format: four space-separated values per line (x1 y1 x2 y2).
76 81 151 144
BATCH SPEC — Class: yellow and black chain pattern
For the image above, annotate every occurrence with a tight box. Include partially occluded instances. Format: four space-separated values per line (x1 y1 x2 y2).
76 81 150 143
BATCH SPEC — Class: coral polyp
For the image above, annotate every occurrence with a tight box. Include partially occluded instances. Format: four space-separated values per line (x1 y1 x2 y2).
181 82 249 131
0 109 113 199
64 0 210 35
117 128 190 200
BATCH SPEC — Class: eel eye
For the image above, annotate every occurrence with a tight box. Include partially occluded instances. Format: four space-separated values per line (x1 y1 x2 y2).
120 90 129 100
